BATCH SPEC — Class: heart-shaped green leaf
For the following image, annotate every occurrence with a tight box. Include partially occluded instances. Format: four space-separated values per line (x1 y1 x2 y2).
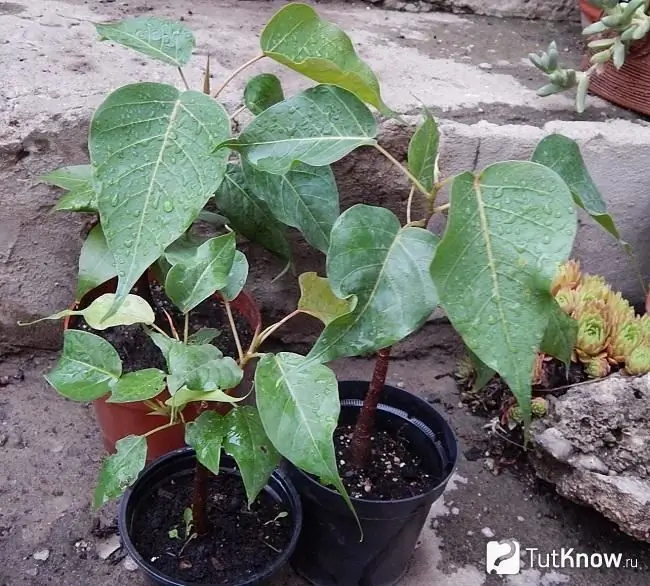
408 109 439 193
214 165 291 261
21 294 155 330
242 160 340 253
297 272 356 325
221 251 249 302
185 356 243 392
166 342 222 394
185 412 227 475
90 83 230 314
540 300 577 367
307 205 439 363
41 165 98 212
76 225 117 300
430 162 577 420
148 330 174 359
95 17 195 67
244 74 285 115
164 232 208 266
45 330 122 401
219 85 377 175
261 3 389 114
107 368 166 403
187 328 221 345
166 386 245 409
165 232 237 313
531 134 621 242
255 352 352 510
93 435 147 509
223 406 281 505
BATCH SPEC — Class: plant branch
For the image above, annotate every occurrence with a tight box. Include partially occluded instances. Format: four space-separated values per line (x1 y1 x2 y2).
213 54 265 98
406 185 416 224
230 105 247 120
150 323 171 338
433 203 450 213
224 300 244 363
178 67 190 90
183 313 190 344
349 346 392 468
162 308 180 341
142 420 180 438
256 310 300 347
374 144 429 197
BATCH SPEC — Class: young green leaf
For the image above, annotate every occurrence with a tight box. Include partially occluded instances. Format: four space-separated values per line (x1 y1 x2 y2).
187 328 221 345
41 165 98 213
53 186 98 213
95 17 195 67
20 294 154 330
255 352 354 514
220 251 249 302
408 110 440 193
430 163 577 421
242 160 340 253
166 342 223 394
107 368 166 403
531 134 621 241
148 330 174 359
307 205 439 364
164 232 206 266
244 73 285 115
165 232 237 314
223 406 282 506
89 83 230 314
260 3 390 114
76 225 117 300
45 330 122 401
184 356 243 393
166 386 245 409
214 165 292 262
93 435 147 509
297 272 356 325
185 411 227 475
540 300 577 367
218 85 377 175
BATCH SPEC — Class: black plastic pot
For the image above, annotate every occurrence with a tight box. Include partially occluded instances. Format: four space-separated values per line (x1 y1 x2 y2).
118 448 303 586
289 381 458 586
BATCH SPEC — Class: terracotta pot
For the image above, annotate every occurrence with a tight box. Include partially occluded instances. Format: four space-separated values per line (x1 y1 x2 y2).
63 276 261 461
579 0 650 116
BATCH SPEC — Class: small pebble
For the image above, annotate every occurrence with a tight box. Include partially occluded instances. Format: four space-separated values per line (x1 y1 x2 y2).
26 568 39 577
479 62 493 71
481 527 495 538
451 507 460 515
517 516 524 522
123 556 138 571
33 549 49 562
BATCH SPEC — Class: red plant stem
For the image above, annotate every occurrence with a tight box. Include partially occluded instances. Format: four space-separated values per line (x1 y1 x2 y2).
191 462 210 537
349 346 392 469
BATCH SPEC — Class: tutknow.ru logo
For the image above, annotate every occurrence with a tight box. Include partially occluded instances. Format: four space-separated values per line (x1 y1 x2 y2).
486 540 639 575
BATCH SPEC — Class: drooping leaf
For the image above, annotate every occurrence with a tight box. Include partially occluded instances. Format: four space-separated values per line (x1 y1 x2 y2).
53 186 98 213
41 165 98 212
148 330 174 359
185 411 227 475
218 85 377 175
297 272 356 325
93 435 147 509
540 300 577 367
467 348 495 393
95 17 195 67
214 165 291 262
221 251 249 302
255 352 353 512
164 232 208 265
187 328 221 345
166 386 245 409
223 406 281 505
244 74 285 115
531 134 621 241
430 163 577 421
307 205 439 364
242 160 340 253
89 83 230 313
165 233 237 313
107 368 166 403
408 109 440 193
45 330 122 401
21 294 154 330
76 225 117 300
166 342 222 394
260 3 390 114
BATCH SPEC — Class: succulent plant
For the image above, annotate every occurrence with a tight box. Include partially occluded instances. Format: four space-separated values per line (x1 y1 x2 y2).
575 299 611 361
505 396 549 427
639 314 650 343
555 287 580 317
607 317 643 364
584 354 612 378
551 259 582 295
625 344 650 375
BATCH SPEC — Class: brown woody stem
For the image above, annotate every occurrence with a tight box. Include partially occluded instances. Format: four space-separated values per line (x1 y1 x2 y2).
191 462 210 537
349 346 392 469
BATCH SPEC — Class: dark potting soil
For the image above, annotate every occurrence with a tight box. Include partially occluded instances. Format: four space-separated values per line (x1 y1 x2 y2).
335 425 437 500
130 471 292 584
75 283 253 374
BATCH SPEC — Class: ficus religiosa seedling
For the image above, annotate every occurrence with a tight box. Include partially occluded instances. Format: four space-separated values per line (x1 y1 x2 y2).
27 3 625 535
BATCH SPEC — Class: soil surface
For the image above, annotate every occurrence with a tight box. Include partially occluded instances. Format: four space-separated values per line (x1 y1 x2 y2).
335 425 436 500
131 472 292 584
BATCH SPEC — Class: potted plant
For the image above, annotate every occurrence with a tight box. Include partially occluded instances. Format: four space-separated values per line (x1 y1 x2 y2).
529 0 650 114
23 3 628 584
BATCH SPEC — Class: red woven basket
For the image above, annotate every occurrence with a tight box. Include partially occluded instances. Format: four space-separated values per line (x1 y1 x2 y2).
579 0 650 116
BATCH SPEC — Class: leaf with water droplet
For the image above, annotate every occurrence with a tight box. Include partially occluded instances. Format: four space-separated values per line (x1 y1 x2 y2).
430 162 577 423
40 165 98 213
75 225 117 300
244 74 285 115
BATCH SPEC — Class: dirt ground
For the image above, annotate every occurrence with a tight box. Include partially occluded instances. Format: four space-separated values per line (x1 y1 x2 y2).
2 321 650 586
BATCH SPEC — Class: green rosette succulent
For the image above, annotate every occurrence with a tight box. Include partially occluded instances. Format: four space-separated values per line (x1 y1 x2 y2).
551 259 582 295
584 354 611 378
607 291 636 331
506 397 548 427
625 344 650 376
575 299 611 360
608 318 643 365
555 288 580 317
639 315 650 344
577 275 610 306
